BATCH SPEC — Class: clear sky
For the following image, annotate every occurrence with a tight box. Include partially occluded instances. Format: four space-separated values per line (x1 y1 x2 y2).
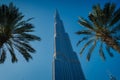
0 0 120 80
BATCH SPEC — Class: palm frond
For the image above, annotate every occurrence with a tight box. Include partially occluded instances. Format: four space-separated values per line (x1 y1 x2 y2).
113 36 120 40
13 39 35 53
78 17 94 30
20 43 35 53
76 36 89 46
14 20 25 29
79 39 94 55
0 2 24 29
92 4 101 16
7 41 18 63
8 3 23 26
109 3 116 14
0 49 6 63
111 23 120 33
103 3 116 23
20 33 41 41
92 4 106 25
103 3 110 16
26 17 34 22
14 23 34 34
14 44 32 61
86 40 96 61
105 3 116 22
0 5 8 24
75 30 92 35
99 43 106 61
110 8 120 26
106 45 114 57
88 13 101 29
13 36 29 43
88 13 97 22
10 15 24 28
8 47 18 63
9 2 14 10
14 17 34 29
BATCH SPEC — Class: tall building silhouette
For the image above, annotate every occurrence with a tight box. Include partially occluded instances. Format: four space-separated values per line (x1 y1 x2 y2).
52 10 86 80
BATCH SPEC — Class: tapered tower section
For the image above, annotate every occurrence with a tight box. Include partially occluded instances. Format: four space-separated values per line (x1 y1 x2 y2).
52 10 85 80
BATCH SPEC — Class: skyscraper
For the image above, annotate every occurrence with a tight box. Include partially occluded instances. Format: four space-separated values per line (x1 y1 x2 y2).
52 10 86 80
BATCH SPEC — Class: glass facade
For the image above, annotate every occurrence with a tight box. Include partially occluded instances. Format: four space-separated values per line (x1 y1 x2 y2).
52 10 86 80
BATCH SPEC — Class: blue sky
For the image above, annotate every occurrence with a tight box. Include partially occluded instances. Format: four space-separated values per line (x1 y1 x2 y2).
0 0 120 80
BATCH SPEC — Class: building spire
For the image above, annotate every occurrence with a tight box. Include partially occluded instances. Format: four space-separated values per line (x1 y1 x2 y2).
54 9 60 21
54 10 65 35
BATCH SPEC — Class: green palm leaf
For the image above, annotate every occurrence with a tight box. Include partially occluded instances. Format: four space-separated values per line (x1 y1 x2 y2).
99 43 106 61
7 41 18 63
13 39 35 53
14 44 32 61
8 48 18 63
78 17 94 30
110 8 120 26
103 3 116 23
114 36 120 40
20 33 41 41
111 23 120 33
88 13 101 29
76 30 92 35
106 45 114 57
79 39 94 55
76 36 89 46
0 49 6 63
109 3 116 13
14 18 34 29
26 17 34 22
86 39 97 61
92 4 101 16
88 13 97 23
14 23 34 34
92 4 104 24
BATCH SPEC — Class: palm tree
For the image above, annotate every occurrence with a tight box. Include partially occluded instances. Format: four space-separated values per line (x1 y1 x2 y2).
76 2 120 61
0 3 41 63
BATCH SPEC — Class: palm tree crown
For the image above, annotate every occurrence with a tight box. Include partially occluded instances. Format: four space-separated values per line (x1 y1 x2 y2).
76 2 120 61
0 3 41 63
